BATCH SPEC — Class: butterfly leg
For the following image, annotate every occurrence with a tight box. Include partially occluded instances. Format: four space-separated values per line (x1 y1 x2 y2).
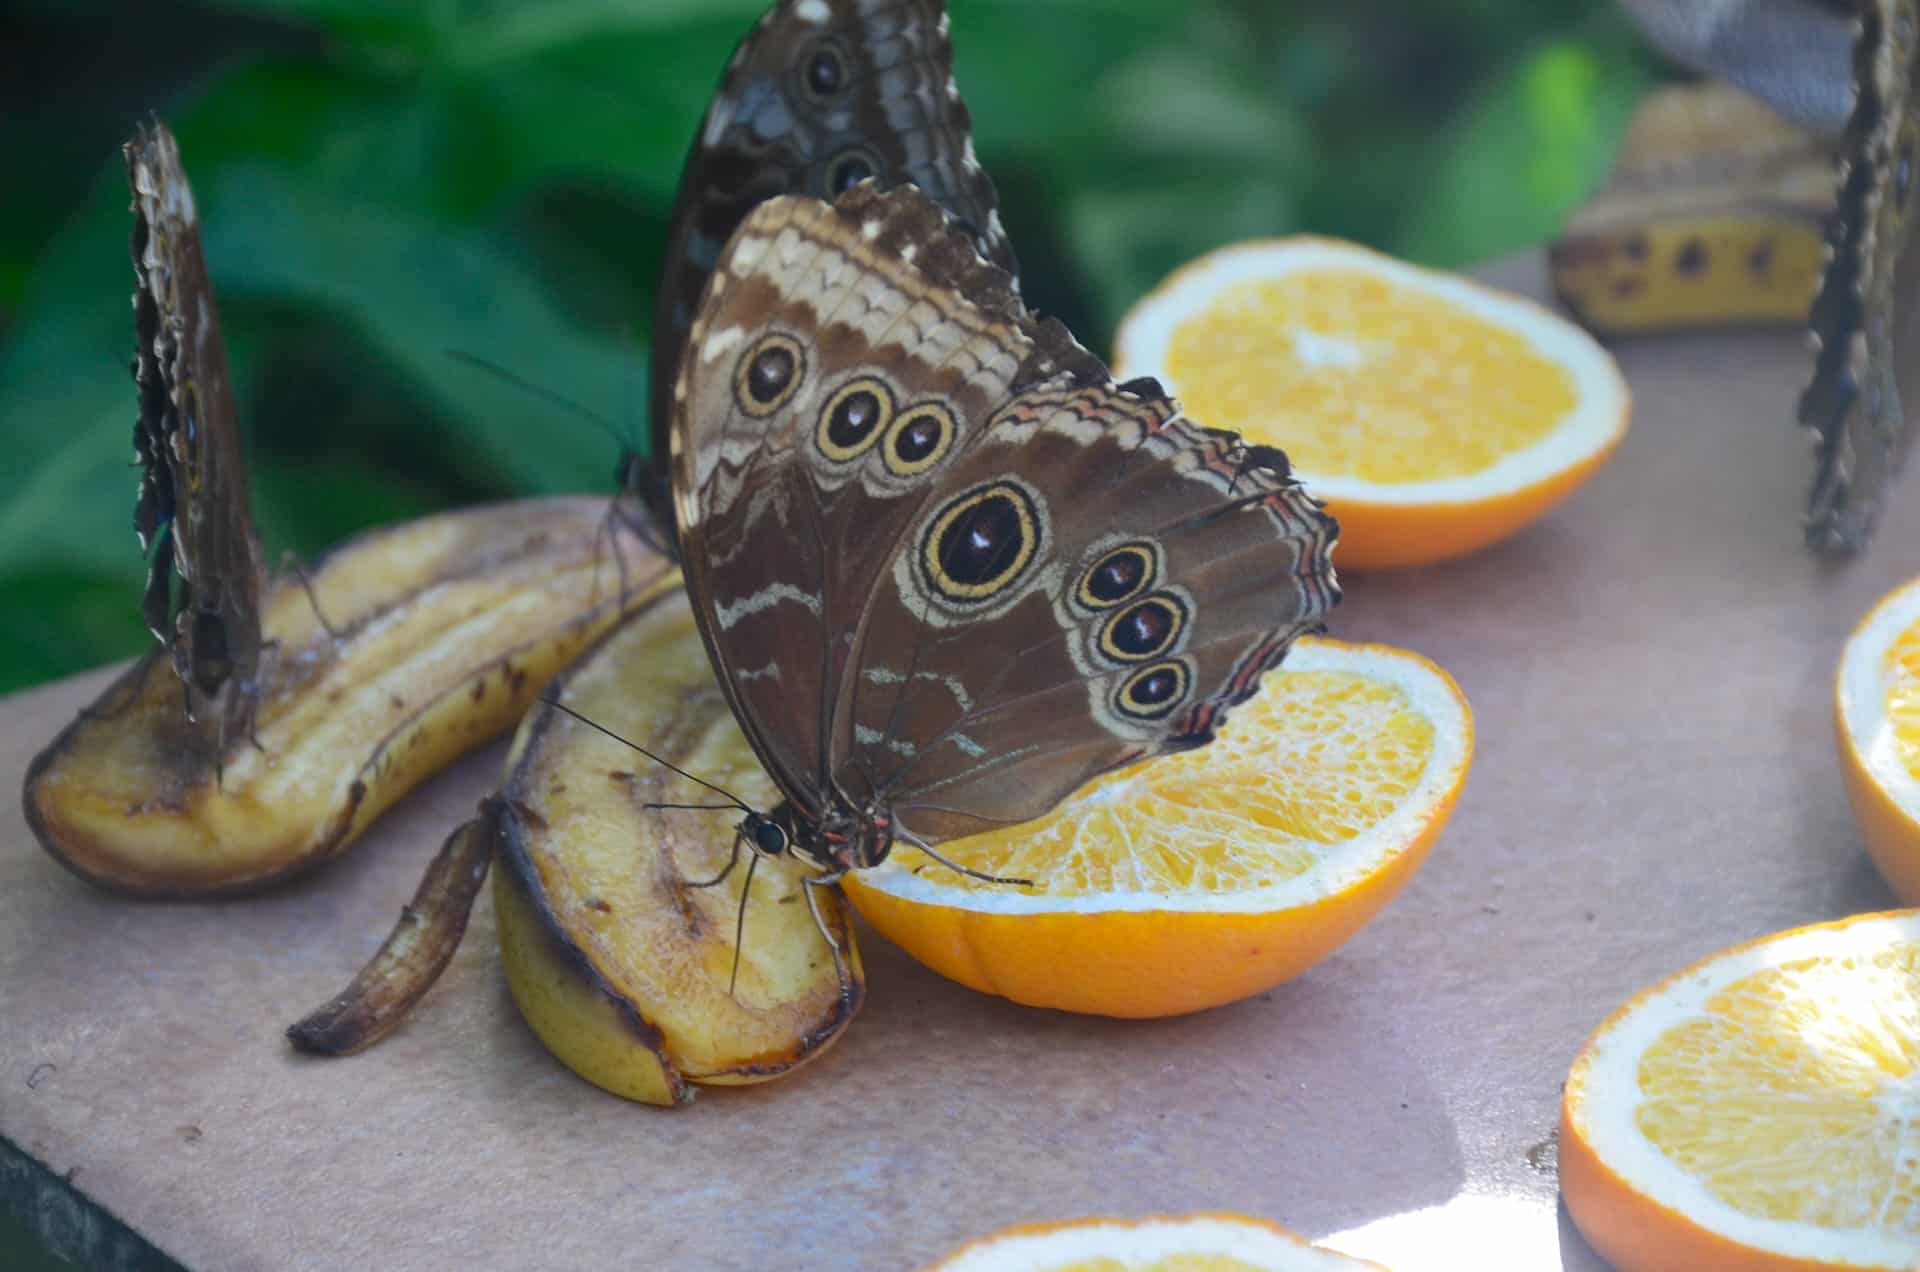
589 501 633 605
801 868 854 1005
684 828 746 889
280 551 343 640
725 849 761 998
897 824 1033 888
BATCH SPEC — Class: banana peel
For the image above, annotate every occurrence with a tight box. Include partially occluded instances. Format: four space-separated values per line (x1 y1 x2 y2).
287 813 496 1055
491 587 865 1105
1551 80 1835 334
25 496 669 896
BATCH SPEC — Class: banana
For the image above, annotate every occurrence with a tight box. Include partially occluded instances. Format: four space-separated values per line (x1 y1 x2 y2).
25 497 670 895
490 586 865 1105
1550 81 1835 334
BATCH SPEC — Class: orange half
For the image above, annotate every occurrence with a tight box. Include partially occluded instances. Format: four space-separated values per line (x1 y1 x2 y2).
1113 237 1629 569
1561 910 1920 1271
925 1212 1391 1271
1836 574 1920 903
843 638 1472 1017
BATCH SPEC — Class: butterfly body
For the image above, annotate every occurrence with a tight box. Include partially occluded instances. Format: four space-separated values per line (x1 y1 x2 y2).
641 0 1013 550
672 184 1339 881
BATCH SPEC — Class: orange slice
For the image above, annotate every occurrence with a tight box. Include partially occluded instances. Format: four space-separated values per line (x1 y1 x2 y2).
1560 910 1920 1272
925 1212 1390 1271
1837 575 1920 903
1112 237 1630 569
842 638 1471 1018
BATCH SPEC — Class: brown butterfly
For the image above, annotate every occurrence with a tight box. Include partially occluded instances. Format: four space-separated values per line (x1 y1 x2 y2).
632 0 1013 553
1604 0 1917 552
1801 0 1920 553
666 182 1339 913
127 121 269 752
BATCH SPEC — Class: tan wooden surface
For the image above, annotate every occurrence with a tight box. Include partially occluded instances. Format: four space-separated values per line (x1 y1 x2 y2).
1 253 1912 1270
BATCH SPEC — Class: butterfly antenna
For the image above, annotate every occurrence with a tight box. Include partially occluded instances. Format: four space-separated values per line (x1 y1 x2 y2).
896 823 1033 887
538 696 752 811
443 349 629 452
727 850 761 998
621 320 645 454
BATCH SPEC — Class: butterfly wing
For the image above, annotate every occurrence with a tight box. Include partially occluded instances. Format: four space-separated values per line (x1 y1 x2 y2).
641 0 1013 547
672 184 1338 840
126 121 266 739
1617 0 1855 136
1801 0 1920 554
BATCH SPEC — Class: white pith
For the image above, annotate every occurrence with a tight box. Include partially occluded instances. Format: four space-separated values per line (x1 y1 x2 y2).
935 1214 1369 1271
1841 578 1920 819
858 639 1468 915
1111 236 1629 505
1569 911 1920 1267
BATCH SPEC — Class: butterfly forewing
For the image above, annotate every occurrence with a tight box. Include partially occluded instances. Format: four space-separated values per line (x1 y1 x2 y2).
673 184 1338 855
643 0 1014 546
126 121 267 744
672 186 1042 817
1801 0 1920 553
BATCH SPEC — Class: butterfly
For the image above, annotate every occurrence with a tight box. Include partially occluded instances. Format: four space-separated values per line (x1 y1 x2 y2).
633 0 1014 553
1801 0 1920 553
126 120 269 753
1605 0 1916 552
666 181 1339 900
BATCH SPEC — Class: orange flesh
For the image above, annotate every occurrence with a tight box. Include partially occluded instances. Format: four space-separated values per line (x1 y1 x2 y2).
1050 1259 1266 1271
1889 617 1920 783
1164 268 1577 484
1631 945 1920 1234
889 669 1436 897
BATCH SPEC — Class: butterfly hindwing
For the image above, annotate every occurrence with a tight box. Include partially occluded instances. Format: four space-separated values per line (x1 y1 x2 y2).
642 0 1013 548
673 184 1338 846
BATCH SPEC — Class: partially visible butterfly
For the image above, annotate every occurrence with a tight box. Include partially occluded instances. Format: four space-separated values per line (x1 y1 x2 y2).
126 121 269 752
1584 0 1917 552
666 182 1339 906
1801 0 1920 553
633 0 1013 553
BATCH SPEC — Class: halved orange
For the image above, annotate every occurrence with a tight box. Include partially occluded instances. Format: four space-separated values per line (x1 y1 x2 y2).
1836 575 1920 903
1560 910 1920 1271
842 638 1472 1018
925 1212 1391 1271
1112 237 1630 570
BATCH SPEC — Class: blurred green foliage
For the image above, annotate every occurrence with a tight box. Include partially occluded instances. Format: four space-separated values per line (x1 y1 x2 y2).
0 0 1664 695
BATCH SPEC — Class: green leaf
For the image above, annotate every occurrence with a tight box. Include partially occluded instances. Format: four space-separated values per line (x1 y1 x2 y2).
1392 39 1656 268
0 569 149 696
203 166 636 494
0 167 145 588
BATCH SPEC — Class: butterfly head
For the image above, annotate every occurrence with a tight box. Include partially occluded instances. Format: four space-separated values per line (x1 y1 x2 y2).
761 794 895 876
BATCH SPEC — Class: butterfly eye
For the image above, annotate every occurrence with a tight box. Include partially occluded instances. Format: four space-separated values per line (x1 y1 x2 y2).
1098 593 1187 664
1114 660 1190 721
818 377 895 461
733 333 805 418
1076 542 1156 610
750 817 787 856
920 480 1043 603
882 402 955 476
826 148 879 195
803 43 847 101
